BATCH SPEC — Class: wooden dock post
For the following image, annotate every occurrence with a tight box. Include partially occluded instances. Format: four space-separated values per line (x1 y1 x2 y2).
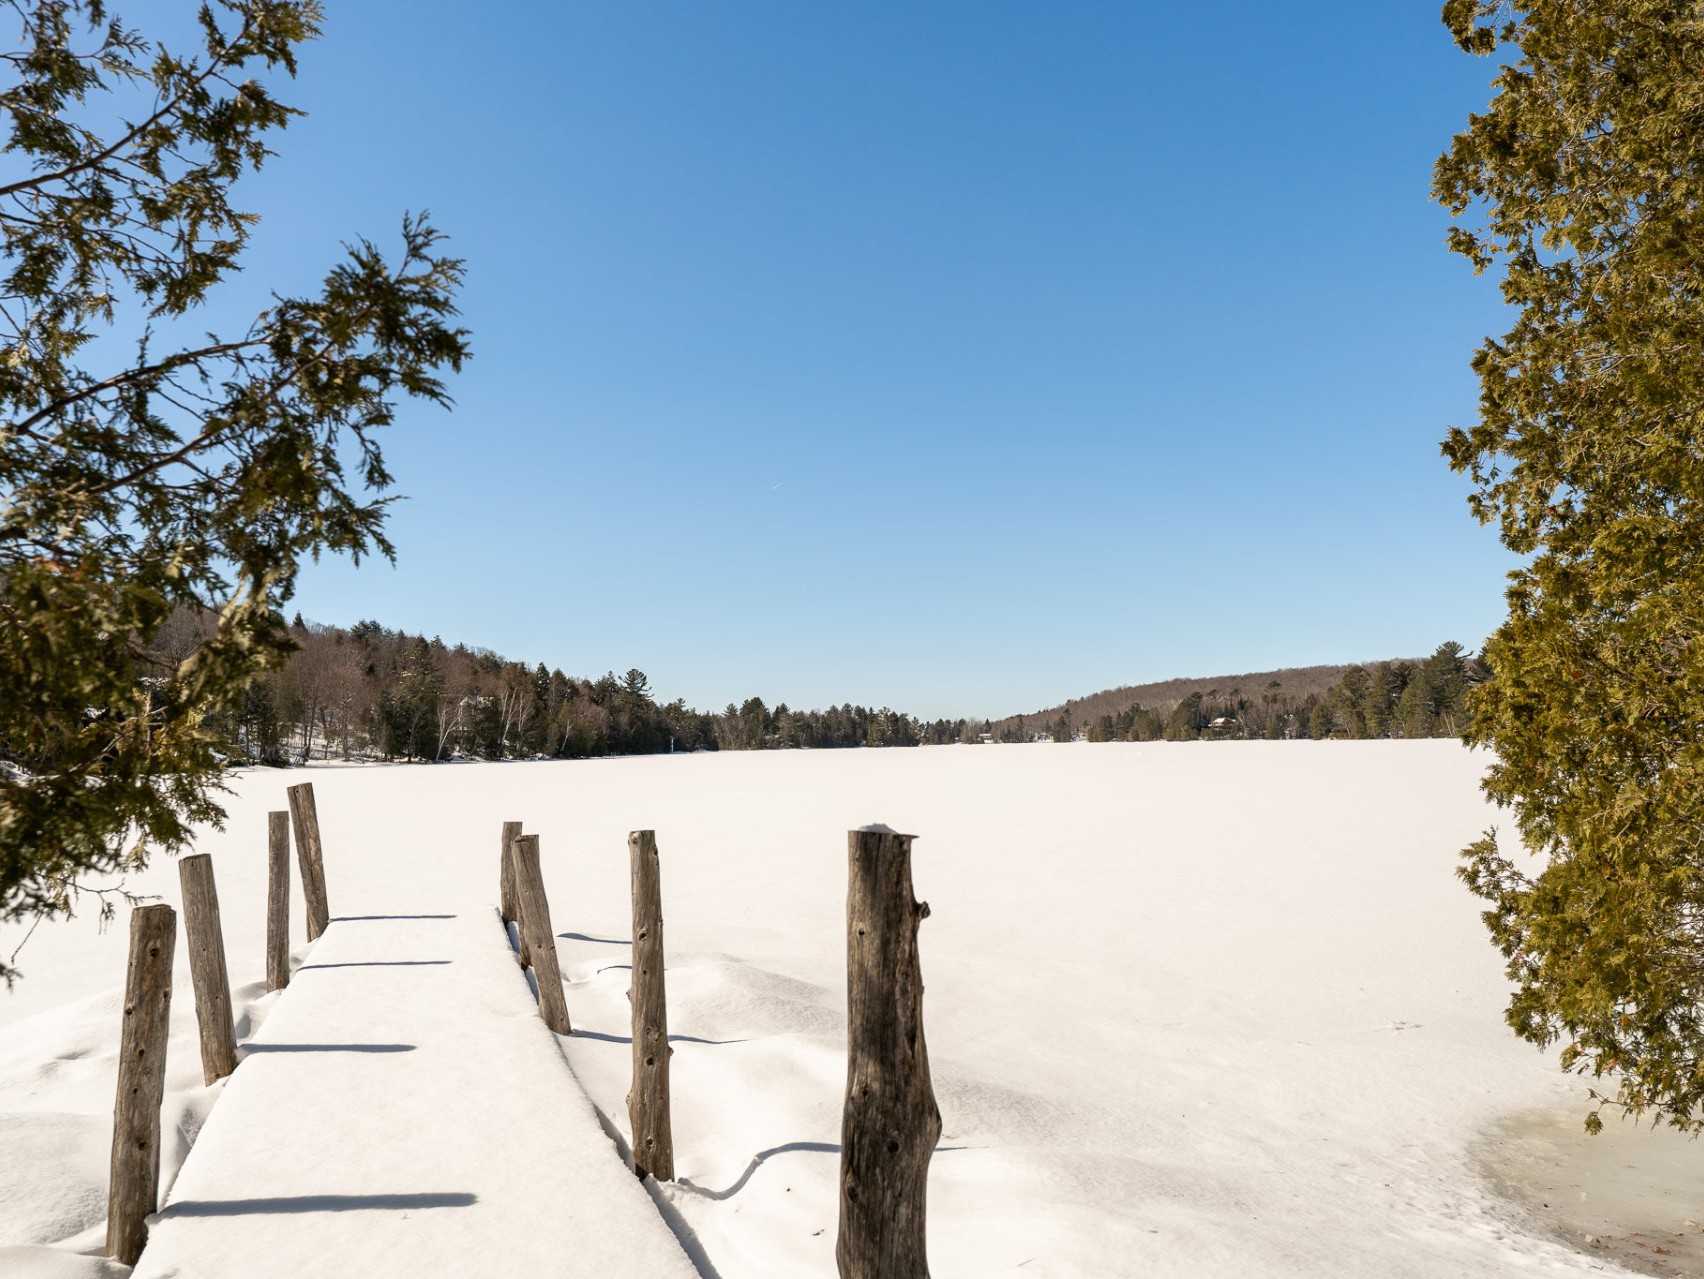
627 830 674 1181
178 854 238 1085
499 820 522 925
511 834 571 1034
838 828 940 1279
107 903 176 1265
499 820 529 966
286 781 331 940
266 810 290 991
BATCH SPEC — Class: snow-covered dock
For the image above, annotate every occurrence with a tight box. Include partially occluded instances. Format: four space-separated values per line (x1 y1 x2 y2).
132 912 700 1279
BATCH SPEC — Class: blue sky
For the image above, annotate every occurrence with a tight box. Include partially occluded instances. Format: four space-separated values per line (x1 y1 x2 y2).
209 2 1511 719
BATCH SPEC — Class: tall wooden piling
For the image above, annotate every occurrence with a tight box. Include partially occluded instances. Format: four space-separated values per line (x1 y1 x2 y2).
266 810 290 991
627 830 674 1181
499 820 523 925
499 820 529 966
178 854 238 1085
512 834 571 1034
107 904 176 1265
286 781 331 940
838 828 940 1279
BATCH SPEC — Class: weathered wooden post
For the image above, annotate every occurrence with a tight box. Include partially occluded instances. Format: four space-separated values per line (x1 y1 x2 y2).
285 781 331 940
107 904 176 1265
178 854 238 1084
499 820 529 967
498 820 522 926
511 834 571 1034
627 830 674 1181
838 827 940 1279
266 810 290 991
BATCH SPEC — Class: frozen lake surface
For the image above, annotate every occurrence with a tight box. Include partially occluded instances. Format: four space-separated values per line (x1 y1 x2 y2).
3 741 1696 1277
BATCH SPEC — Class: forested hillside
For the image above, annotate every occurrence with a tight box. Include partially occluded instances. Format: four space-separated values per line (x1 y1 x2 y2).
987 645 1484 743
153 610 1483 765
987 665 1353 741
161 611 711 764
172 612 938 764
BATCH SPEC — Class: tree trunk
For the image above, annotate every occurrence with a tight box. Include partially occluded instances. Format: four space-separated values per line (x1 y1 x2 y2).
267 810 291 991
286 782 331 940
838 827 940 1279
178 854 238 1085
107 904 176 1265
511 834 571 1034
627 830 674 1181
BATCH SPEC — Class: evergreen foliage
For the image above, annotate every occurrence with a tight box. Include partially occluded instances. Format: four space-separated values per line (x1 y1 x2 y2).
1438 1 1704 1130
0 1 468 966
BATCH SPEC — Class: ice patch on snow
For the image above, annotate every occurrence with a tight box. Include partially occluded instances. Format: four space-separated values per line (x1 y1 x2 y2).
1474 1106 1704 1276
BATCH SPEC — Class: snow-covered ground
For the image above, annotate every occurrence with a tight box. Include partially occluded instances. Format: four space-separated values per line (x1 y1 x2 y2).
2 742 1699 1277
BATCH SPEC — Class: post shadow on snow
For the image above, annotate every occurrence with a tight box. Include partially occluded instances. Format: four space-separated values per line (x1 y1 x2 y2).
297 960 453 970
239 1042 416 1054
571 1029 749 1047
557 931 631 945
332 914 458 922
574 963 632 979
680 1142 841 1202
681 1141 969 1202
156 1192 476 1217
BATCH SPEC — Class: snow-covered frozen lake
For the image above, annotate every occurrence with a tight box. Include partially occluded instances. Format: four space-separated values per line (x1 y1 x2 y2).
2 741 1698 1277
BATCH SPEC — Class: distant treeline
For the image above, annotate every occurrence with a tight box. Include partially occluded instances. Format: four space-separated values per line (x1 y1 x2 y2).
712 698 977 751
176 613 717 764
176 612 947 764
1003 643 1485 744
169 609 1482 764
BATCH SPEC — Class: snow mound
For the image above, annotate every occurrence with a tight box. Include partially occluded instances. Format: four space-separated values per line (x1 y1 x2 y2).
0 1247 129 1279
0 1115 109 1245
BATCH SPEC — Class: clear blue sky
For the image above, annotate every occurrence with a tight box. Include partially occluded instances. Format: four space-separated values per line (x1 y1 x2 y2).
218 1 1513 720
